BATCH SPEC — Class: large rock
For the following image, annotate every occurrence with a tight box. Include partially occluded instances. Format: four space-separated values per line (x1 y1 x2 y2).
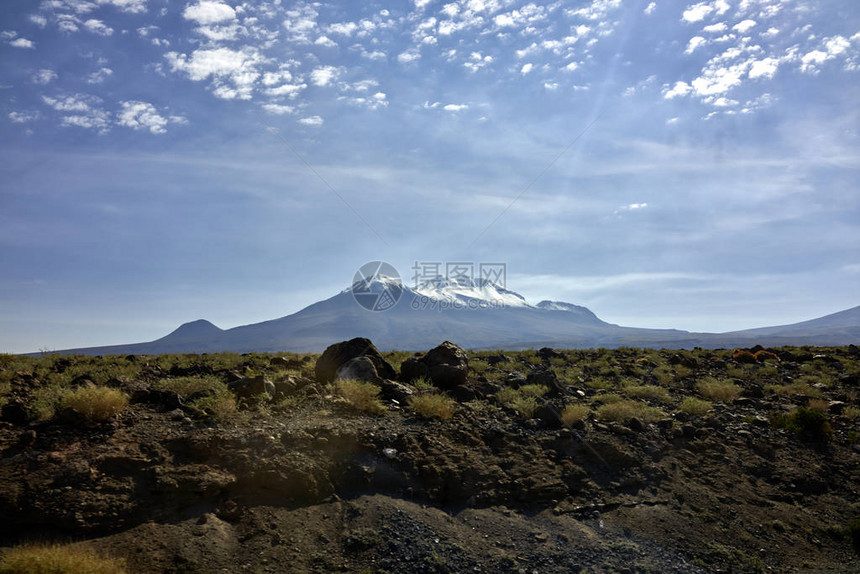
314 338 395 383
526 368 567 397
401 341 468 390
228 376 275 399
336 356 380 383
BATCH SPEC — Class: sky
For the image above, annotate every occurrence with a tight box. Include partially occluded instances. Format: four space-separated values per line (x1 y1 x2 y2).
1 0 859 353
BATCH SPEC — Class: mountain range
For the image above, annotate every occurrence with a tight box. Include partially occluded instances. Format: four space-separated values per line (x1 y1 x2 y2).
44 276 859 355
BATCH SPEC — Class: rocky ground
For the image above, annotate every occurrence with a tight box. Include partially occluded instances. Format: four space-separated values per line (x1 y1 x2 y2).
1 343 859 573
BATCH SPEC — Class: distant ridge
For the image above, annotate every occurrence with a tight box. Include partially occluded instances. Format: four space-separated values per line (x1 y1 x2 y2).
37 278 858 355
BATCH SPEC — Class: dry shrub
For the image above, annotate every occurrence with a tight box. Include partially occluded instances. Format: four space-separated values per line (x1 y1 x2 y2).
495 387 521 406
511 396 538 419
806 398 829 413
679 397 712 417
408 394 456 420
595 400 666 423
765 382 823 398
696 378 741 402
754 350 780 363
0 542 126 574
592 393 623 405
336 379 386 415
189 389 238 421
625 385 672 404
154 376 225 399
60 386 129 422
843 406 860 420
561 404 590 426
519 384 549 398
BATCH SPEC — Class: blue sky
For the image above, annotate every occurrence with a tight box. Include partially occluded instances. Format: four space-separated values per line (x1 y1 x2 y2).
1 0 859 353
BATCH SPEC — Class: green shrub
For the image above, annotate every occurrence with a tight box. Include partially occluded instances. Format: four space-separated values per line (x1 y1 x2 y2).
408 394 456 420
679 397 712 417
772 406 832 441
696 378 741 402
561 404 590 426
336 379 386 415
842 406 860 420
0 542 126 574
765 382 823 398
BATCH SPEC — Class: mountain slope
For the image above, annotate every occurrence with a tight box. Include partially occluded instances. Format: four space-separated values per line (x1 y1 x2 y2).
44 278 858 355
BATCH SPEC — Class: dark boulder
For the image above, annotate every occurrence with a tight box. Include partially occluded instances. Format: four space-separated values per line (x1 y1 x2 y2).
336 356 380 383
537 347 564 360
379 379 415 404
270 356 304 370
314 338 395 383
401 341 468 390
400 357 430 383
228 376 275 399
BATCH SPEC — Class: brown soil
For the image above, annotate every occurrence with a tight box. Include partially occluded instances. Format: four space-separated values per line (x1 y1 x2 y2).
1 346 859 573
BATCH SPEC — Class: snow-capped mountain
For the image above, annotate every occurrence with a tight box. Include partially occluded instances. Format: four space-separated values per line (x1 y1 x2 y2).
43 277 859 355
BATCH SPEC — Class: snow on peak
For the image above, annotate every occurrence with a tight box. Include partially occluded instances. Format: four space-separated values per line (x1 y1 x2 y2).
411 275 530 307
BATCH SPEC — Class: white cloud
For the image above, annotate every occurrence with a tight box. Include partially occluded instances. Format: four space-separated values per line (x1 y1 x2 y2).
327 22 358 36
733 19 756 34
10 37 35 48
266 83 306 98
283 4 318 44
397 49 421 64
262 103 295 115
618 202 648 210
663 81 692 98
314 35 337 47
183 1 236 25
443 103 468 111
568 0 622 21
117 101 169 134
682 3 712 23
61 111 111 133
748 57 779 79
298 115 323 126
29 14 48 27
84 19 113 36
520 62 533 74
644 2 656 15
42 93 99 113
309 65 340 87
564 62 579 72
86 67 113 84
98 0 147 13
9 111 40 123
703 22 727 33
165 47 263 100
685 36 707 54
761 27 779 38
544 82 558 90
31 69 58 85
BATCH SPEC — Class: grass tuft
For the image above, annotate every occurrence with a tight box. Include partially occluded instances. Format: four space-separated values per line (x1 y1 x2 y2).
561 404 590 427
679 396 712 417
625 384 673 404
696 378 741 402
595 400 666 423
336 379 386 416
408 393 457 420
0 542 126 574
511 396 538 419
60 386 129 422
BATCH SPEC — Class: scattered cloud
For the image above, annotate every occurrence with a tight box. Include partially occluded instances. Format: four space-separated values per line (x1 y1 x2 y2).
9 111 40 123
645 2 657 15
117 101 169 134
31 69 58 85
261 103 294 115
86 67 113 84
309 65 341 87
10 37 35 49
84 19 113 36
685 36 707 54
733 19 756 34
520 62 533 74
183 1 236 25
663 81 692 98
298 115 323 126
